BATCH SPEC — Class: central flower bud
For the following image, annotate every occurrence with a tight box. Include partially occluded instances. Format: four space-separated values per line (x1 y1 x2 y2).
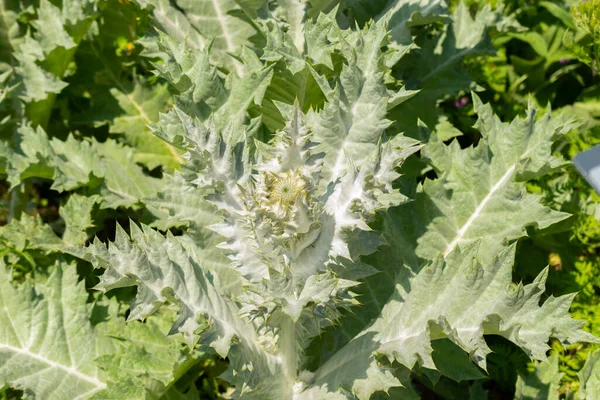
247 168 319 249
267 171 306 207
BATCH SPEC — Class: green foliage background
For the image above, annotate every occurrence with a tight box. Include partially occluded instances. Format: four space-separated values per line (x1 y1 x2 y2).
1 0 600 398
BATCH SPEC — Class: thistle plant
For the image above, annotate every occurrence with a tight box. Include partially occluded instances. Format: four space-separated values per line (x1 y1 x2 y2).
70 4 598 398
1 1 599 399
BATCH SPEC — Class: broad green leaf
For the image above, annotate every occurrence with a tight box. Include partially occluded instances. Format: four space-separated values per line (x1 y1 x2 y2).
307 244 597 399
93 139 162 208
0 124 74 188
430 339 486 383
540 1 577 31
0 264 108 399
91 308 203 400
60 194 99 246
14 38 69 103
383 0 448 52
515 353 562 400
0 210 98 278
140 0 206 50
0 215 62 278
0 0 27 65
0 124 162 208
144 174 220 231
391 2 500 137
143 0 256 75
8 0 100 126
108 81 182 170
508 32 549 57
576 350 600 400
416 94 574 262
0 214 62 253
161 384 202 400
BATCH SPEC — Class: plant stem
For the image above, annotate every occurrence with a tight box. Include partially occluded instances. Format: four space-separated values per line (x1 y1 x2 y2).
279 314 298 394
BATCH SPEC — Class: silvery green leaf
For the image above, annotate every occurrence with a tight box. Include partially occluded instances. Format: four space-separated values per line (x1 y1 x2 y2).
576 350 600 400
416 94 574 262
515 353 562 400
305 95 580 388
68 222 291 399
59 194 99 246
142 0 256 75
306 244 597 399
31 0 76 54
141 30 227 109
0 264 108 399
14 45 69 102
0 124 161 208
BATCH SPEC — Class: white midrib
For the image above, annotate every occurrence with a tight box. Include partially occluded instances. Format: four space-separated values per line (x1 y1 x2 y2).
442 162 517 258
387 325 482 343
210 0 233 52
153 4 205 49
117 259 281 370
285 0 305 54
0 343 106 389
327 34 387 183
210 0 243 76
123 95 182 163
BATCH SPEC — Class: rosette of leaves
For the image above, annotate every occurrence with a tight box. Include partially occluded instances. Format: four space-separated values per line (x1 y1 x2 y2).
65 8 599 400
2 1 599 399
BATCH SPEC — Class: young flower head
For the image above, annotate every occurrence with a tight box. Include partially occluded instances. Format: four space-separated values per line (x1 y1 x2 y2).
267 170 306 209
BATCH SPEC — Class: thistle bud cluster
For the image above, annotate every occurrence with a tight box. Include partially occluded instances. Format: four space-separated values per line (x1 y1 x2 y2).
252 169 316 239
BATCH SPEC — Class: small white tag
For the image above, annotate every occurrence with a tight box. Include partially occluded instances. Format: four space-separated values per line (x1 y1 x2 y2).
574 145 600 194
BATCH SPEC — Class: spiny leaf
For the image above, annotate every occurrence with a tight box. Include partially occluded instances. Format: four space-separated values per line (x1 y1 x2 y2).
108 80 182 170
60 194 99 246
141 0 256 75
0 124 161 207
67 222 290 399
0 264 108 399
307 244 597 399
515 353 562 400
416 93 575 262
